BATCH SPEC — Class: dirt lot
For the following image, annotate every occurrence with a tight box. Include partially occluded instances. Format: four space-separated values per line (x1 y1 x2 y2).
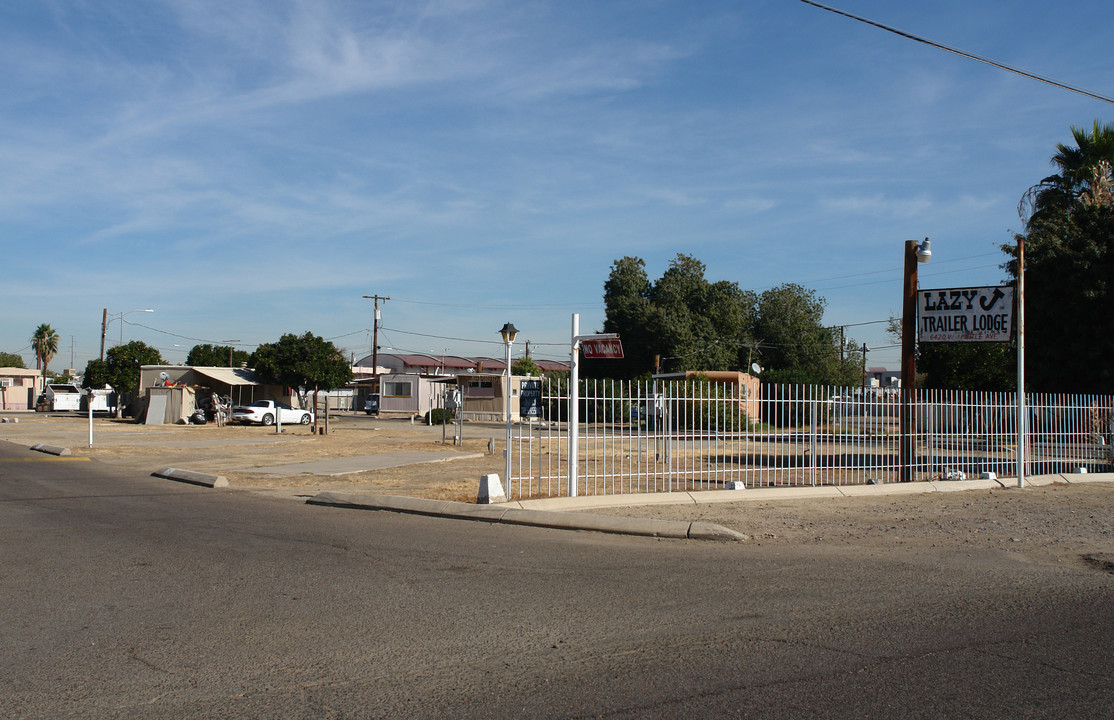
0 412 503 502
3 412 1112 569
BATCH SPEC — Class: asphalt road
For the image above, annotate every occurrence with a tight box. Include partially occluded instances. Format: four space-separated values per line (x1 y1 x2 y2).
2 439 1112 719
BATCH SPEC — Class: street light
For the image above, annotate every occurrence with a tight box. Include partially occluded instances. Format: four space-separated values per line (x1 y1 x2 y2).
101 308 154 360
899 238 930 482
499 322 519 487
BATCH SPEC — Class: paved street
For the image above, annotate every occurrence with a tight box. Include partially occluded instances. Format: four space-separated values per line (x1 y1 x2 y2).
2 438 1113 718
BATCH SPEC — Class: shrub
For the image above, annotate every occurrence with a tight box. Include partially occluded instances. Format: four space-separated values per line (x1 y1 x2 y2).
426 408 454 425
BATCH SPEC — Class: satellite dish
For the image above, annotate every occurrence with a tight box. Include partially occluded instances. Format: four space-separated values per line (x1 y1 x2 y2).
750 363 763 375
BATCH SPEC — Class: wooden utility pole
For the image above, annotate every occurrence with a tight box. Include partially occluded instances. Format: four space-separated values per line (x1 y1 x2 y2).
100 308 108 361
362 295 390 377
899 240 923 482
860 343 867 392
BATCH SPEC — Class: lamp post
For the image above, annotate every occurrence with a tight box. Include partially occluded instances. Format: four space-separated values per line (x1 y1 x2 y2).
899 238 931 482
499 322 519 488
101 308 153 360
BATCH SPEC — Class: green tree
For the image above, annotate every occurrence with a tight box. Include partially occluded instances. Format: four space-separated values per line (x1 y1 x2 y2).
648 256 753 373
186 343 250 367
596 255 857 384
599 256 658 378
30 324 60 393
81 359 111 389
105 341 164 418
752 284 858 386
1008 120 1114 392
512 356 542 376
1021 120 1114 224
0 351 26 368
594 254 756 379
250 333 353 420
919 344 1015 391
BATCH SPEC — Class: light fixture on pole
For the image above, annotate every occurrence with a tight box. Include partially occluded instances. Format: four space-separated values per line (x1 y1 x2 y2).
499 322 519 488
899 238 930 482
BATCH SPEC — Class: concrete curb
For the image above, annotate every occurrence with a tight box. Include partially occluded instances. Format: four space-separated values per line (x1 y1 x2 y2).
30 443 71 456
1057 471 1114 484
306 491 747 542
152 467 229 488
509 472 1114 512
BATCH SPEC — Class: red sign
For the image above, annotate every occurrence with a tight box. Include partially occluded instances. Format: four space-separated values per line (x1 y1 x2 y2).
581 339 624 359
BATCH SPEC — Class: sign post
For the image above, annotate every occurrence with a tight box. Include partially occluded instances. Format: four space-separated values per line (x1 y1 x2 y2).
568 314 622 497
919 283 1022 485
83 388 94 448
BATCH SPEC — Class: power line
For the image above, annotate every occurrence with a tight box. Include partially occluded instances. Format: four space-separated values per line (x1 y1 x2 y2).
326 328 370 342
391 297 600 310
800 0 1114 105
788 252 999 286
379 326 506 346
128 322 251 347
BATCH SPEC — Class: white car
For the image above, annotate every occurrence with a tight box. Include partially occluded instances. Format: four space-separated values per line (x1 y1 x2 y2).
231 400 313 426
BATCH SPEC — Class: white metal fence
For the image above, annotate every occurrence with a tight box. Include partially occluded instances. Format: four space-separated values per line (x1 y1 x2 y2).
505 379 1114 500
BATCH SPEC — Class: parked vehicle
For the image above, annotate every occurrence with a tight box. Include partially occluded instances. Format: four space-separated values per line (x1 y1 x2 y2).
230 400 313 426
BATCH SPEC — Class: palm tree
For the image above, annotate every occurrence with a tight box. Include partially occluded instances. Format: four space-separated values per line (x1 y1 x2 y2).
1021 120 1114 225
30 323 60 392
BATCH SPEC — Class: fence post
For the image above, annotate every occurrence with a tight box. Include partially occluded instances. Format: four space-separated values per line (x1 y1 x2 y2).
569 314 580 498
809 397 817 487
922 394 931 479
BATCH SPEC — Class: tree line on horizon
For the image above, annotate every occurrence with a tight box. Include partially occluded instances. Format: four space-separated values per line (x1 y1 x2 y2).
584 253 863 387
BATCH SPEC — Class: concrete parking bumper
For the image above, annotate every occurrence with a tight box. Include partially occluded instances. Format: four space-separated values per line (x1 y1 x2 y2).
152 467 229 488
31 443 71 456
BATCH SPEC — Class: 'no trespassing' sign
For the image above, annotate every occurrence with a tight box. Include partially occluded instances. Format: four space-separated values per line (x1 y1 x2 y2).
918 286 1014 343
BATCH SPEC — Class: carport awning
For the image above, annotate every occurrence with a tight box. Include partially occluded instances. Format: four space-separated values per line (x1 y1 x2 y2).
192 367 264 386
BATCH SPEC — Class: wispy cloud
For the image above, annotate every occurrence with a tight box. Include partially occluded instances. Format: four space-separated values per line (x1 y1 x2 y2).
1 0 1110 368
819 194 934 218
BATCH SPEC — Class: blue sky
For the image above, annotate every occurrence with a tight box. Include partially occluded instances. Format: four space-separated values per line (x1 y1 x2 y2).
3 0 1111 372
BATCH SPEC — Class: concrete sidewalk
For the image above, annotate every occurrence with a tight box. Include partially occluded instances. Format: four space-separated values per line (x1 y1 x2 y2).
507 471 1114 512
305 472 1113 542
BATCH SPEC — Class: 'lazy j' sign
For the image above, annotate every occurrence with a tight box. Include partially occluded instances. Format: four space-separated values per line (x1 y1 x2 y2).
918 286 1014 343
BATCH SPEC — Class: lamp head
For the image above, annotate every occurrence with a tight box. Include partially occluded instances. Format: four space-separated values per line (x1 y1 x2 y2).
499 322 519 344
915 237 931 263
